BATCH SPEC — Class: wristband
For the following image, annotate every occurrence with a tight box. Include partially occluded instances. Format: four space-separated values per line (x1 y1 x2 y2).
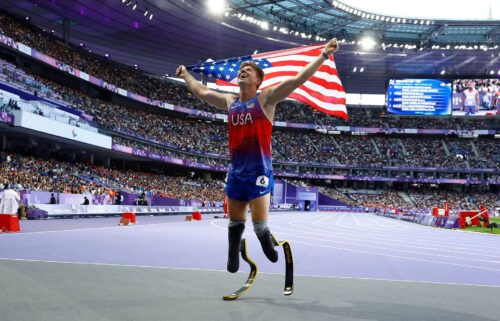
321 51 329 60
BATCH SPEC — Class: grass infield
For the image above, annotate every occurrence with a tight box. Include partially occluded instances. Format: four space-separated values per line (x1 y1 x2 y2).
464 217 500 235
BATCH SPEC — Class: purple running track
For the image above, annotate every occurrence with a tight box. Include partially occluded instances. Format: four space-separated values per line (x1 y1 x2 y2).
1 212 499 287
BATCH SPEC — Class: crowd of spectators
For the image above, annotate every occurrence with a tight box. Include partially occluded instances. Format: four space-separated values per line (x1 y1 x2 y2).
5 56 497 172
0 151 91 194
0 151 224 202
347 191 413 209
408 190 477 211
3 57 499 171
2 150 497 210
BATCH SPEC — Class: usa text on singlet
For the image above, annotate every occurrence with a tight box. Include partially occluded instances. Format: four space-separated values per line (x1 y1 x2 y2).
228 94 273 176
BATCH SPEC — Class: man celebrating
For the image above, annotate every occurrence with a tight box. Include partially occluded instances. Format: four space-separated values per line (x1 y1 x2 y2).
176 39 339 273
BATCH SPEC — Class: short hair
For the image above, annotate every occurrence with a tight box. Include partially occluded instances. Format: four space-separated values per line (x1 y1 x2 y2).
239 61 265 89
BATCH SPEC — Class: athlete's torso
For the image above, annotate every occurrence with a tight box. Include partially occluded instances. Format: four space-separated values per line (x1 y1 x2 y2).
463 89 478 106
228 94 273 176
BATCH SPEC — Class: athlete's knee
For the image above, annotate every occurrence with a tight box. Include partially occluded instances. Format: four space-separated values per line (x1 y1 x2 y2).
253 220 278 263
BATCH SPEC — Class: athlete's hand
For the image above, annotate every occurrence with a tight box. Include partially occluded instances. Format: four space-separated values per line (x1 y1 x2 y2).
324 38 339 55
176 65 188 78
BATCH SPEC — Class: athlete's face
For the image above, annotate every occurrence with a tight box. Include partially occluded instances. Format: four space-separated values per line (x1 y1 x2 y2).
237 66 261 89
467 81 475 90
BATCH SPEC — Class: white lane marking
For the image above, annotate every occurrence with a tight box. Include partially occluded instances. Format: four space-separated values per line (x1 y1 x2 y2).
0 257 499 288
307 220 500 257
0 220 214 236
335 213 346 226
287 238 500 272
212 218 500 265
288 216 500 258
271 223 500 265
282 214 500 253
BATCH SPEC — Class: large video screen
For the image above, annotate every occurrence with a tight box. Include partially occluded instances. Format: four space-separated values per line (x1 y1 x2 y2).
452 79 499 116
387 79 452 116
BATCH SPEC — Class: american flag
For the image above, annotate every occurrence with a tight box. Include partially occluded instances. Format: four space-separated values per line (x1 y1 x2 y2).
187 44 347 120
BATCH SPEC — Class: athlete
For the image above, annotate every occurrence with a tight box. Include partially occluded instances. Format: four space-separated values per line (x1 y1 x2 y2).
461 80 479 115
176 39 339 273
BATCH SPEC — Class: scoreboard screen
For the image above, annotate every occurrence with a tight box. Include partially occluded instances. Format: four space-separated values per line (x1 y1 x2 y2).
387 79 452 116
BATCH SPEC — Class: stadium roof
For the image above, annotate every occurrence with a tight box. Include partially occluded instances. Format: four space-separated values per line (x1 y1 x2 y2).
1 0 498 94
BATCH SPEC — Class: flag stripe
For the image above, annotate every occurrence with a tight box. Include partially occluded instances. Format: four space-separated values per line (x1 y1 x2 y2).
291 87 347 111
253 45 324 59
296 85 347 105
259 76 345 97
261 71 344 90
265 61 340 77
289 92 347 119
268 57 338 69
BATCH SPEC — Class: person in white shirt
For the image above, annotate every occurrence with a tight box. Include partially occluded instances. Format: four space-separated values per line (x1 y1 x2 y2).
0 184 20 215
461 81 479 115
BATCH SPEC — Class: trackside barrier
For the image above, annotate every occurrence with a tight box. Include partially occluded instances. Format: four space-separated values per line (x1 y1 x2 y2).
0 214 20 232
378 210 461 229
192 211 202 221
119 212 136 226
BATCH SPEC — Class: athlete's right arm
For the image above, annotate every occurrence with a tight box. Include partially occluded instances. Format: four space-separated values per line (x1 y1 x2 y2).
176 65 233 110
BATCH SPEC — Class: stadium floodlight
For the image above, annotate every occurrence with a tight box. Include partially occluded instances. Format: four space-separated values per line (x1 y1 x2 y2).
144 9 148 16
360 67 364 72
360 36 376 50
207 0 226 15
149 14 153 20
132 3 137 10
440 70 445 75
261 21 269 29
353 67 357 72
490 70 494 75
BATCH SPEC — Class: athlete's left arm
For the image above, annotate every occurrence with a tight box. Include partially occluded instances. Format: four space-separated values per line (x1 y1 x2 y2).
261 38 339 107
